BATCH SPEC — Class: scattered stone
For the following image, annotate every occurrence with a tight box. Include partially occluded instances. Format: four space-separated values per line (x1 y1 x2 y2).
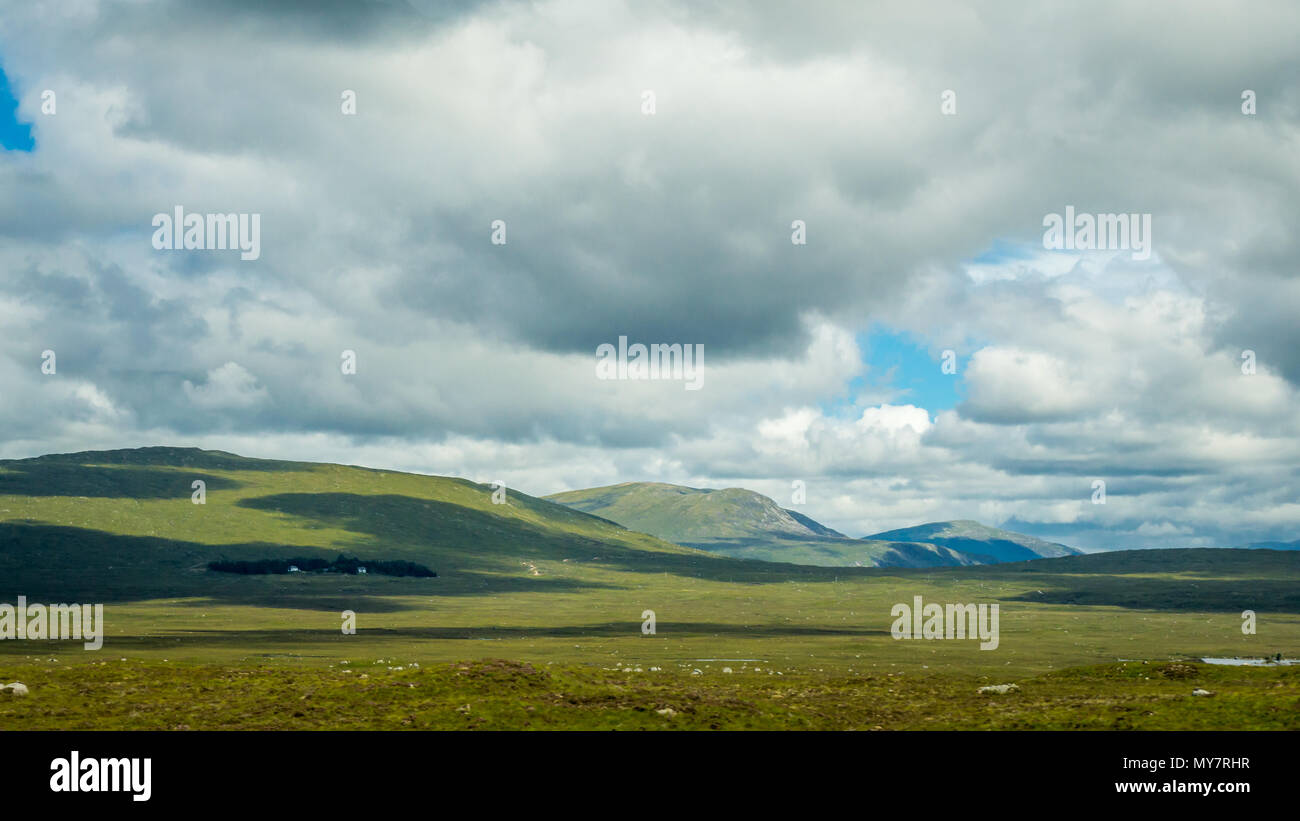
656 707 677 717
978 683 1019 695
1 682 29 696
1192 688 1214 697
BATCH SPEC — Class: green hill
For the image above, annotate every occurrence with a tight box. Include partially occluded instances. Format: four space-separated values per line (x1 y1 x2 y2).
0 447 790 604
863 520 1082 563
544 482 982 567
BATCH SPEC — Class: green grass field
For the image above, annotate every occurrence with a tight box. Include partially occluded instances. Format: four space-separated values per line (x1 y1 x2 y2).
1 448 1297 729
3 659 1296 730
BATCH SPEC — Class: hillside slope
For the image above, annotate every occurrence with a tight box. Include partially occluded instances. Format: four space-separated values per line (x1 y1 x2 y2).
0 447 787 603
545 482 981 567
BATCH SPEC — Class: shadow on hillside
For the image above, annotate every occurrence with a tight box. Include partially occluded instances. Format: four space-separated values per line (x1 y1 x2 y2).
874 551 1300 612
693 536 989 569
3 447 317 473
0 522 614 610
237 492 843 583
687 535 857 553
1004 579 1300 612
979 549 1300 577
0 464 243 499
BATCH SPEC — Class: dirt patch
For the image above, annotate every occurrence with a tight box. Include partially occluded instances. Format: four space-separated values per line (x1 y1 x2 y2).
1156 662 1200 680
451 659 549 683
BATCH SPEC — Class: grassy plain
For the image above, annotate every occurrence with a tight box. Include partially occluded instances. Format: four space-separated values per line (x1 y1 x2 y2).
1 448 1296 729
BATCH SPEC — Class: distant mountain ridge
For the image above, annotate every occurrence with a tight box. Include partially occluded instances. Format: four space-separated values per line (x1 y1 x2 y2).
545 482 1079 568
1238 539 1300 551
862 520 1083 563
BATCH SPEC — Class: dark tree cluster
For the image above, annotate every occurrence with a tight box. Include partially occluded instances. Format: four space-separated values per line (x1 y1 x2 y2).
208 553 436 577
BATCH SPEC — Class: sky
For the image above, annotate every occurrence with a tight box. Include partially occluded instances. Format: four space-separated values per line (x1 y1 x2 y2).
0 0 1298 551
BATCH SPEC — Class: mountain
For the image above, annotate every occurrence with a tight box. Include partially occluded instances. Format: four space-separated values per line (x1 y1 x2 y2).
544 482 983 568
1238 539 1300 551
545 482 822 544
784 508 846 537
862 520 1082 563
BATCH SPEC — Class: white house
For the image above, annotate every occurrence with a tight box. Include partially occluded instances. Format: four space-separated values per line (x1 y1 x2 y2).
288 566 300 573
357 567 367 575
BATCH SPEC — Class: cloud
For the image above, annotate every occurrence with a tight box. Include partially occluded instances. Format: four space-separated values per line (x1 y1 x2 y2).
961 348 1093 424
183 362 268 410
0 0 1297 551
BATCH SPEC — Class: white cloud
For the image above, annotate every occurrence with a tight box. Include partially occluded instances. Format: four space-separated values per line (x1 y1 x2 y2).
182 362 268 410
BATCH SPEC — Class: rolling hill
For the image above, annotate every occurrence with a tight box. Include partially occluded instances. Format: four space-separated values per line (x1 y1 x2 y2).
862 520 1083 563
0 446 803 604
544 482 985 567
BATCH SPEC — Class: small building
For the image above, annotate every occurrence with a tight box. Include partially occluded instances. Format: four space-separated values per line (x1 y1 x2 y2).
288 565 301 573
357 567 367 575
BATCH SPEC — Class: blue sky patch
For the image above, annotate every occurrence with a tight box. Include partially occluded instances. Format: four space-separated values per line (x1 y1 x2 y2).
970 238 1036 265
822 327 969 418
0 64 35 151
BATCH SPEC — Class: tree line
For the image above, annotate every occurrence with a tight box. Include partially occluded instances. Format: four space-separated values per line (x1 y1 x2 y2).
208 553 436 577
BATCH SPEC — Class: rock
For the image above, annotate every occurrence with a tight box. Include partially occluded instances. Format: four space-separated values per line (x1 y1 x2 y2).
978 683 1019 695
1192 688 1214 696
1 682 29 696
656 707 677 717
